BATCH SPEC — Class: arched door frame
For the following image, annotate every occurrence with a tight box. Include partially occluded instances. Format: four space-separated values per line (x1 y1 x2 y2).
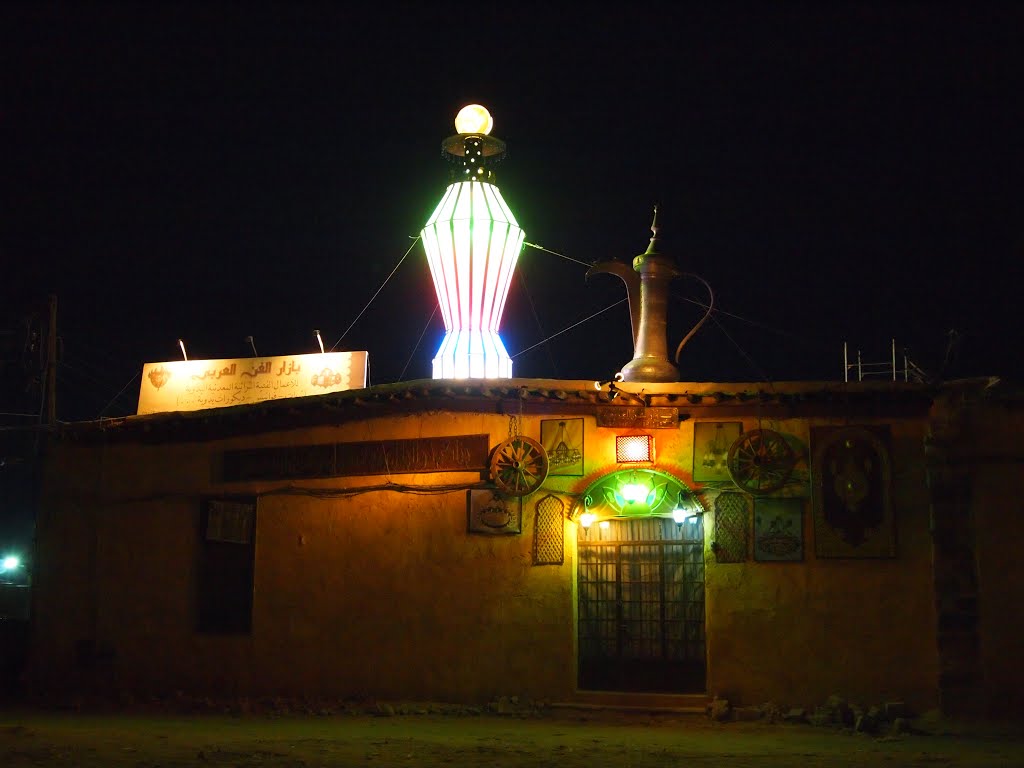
573 467 707 693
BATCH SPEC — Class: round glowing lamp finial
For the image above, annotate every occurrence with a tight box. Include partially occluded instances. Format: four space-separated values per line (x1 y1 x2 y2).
454 104 493 135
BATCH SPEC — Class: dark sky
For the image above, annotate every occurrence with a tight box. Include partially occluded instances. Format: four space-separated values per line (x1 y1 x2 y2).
3 1 1023 424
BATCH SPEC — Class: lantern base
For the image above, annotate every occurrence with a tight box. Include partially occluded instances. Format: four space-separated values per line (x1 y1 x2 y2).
432 329 513 379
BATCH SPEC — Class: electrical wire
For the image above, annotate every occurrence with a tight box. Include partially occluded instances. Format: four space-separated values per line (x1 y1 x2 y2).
91 480 496 506
527 238 816 353
512 298 627 360
56 361 121 400
516 269 560 377
399 303 438 382
330 236 422 352
523 242 592 267
671 291 809 342
60 351 133 392
710 312 772 385
516 241 775 380
97 371 141 419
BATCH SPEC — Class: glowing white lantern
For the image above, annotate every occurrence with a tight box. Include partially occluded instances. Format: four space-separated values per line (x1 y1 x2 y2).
420 105 524 379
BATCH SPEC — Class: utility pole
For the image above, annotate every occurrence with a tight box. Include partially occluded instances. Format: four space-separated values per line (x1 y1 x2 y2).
45 294 57 426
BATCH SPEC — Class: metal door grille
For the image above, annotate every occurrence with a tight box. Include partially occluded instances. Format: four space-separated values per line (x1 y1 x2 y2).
578 517 705 692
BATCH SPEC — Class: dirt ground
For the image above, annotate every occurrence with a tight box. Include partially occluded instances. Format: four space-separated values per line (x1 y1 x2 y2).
1 703 1023 767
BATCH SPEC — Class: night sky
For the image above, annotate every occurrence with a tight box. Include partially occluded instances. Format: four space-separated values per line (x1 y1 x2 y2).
3 1 1023 428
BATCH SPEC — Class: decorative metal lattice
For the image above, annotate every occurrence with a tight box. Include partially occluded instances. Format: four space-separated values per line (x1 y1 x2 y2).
533 494 565 565
713 491 749 563
615 434 653 463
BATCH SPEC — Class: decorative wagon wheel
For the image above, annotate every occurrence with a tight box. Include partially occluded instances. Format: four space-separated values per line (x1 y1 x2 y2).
489 436 549 497
727 428 795 494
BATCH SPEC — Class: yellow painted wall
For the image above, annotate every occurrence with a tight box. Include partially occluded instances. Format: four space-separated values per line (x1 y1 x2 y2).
702 417 939 711
32 403 944 710
33 412 579 703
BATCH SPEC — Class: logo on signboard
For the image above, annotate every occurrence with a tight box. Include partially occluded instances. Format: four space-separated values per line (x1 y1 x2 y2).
148 366 171 389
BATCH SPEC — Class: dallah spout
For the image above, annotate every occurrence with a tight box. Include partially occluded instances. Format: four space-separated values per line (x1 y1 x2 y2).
586 260 642 350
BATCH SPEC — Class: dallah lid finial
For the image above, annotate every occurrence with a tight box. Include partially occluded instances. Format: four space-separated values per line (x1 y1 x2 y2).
645 204 659 255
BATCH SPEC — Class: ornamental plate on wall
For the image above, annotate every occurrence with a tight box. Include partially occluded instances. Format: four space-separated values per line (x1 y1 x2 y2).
467 490 523 535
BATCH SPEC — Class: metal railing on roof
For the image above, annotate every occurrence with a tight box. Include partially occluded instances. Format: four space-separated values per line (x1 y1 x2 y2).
844 339 928 383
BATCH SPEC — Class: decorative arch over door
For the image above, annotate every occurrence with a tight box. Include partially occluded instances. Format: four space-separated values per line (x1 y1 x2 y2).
572 468 704 525
574 469 707 693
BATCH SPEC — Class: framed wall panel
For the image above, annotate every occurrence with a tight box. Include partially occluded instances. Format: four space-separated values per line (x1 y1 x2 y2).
542 418 584 476
693 422 742 482
467 490 522 535
754 497 804 562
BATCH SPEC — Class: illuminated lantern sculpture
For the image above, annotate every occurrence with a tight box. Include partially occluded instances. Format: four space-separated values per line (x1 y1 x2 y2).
420 104 525 379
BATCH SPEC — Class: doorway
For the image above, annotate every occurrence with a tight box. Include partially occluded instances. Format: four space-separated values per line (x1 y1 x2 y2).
577 516 706 692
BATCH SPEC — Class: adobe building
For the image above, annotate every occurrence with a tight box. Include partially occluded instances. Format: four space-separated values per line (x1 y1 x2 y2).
26 375 1024 716
25 106 1024 717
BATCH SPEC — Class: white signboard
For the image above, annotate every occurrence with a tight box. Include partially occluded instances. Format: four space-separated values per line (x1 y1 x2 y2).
137 351 368 415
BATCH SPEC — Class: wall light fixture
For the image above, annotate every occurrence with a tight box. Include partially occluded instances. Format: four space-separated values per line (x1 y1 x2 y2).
616 434 653 463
